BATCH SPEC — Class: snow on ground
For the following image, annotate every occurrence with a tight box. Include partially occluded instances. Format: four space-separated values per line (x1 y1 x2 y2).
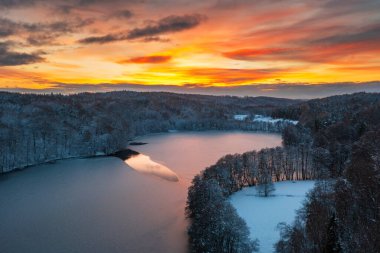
234 114 249 121
230 181 315 253
253 115 298 125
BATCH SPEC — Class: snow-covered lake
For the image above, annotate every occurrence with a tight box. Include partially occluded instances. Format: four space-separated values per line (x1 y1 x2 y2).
230 181 316 253
0 131 281 253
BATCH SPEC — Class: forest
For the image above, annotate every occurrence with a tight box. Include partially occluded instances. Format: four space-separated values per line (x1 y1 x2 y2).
274 93 380 253
1 91 379 253
0 91 298 173
186 92 380 253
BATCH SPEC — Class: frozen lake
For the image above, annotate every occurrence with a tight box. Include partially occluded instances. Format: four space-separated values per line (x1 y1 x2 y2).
0 131 281 253
230 181 316 253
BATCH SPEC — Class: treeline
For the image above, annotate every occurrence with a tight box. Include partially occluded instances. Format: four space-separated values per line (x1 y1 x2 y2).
273 93 380 253
186 177 259 253
0 91 298 173
204 124 317 192
244 119 299 133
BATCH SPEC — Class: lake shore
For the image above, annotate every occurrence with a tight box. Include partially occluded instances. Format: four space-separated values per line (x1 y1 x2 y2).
1 129 281 176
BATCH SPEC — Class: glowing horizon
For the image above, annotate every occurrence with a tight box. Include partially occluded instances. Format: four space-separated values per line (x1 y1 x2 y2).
1 0 380 92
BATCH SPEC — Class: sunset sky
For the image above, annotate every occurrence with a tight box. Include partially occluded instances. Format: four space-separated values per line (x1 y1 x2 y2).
1 0 380 97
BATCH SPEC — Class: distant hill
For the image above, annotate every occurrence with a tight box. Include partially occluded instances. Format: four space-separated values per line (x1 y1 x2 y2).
0 91 300 173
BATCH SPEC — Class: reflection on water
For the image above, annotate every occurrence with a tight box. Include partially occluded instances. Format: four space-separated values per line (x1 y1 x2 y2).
125 154 179 182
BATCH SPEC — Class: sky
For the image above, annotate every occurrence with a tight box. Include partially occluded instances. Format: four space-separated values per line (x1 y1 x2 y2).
1 0 380 98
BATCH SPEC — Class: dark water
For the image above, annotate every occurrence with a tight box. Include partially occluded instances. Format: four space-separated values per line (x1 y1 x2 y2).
0 131 281 253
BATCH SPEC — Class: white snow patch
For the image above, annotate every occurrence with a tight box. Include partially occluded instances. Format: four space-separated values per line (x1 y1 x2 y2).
234 114 249 121
230 181 315 253
125 154 179 182
253 115 298 125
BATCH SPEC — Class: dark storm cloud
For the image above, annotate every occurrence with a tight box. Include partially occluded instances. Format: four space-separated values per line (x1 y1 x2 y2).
0 0 36 8
27 18 94 46
126 14 206 39
142 36 170 42
311 26 380 46
0 18 18 38
0 0 95 8
322 0 380 12
79 14 206 44
26 33 59 46
114 9 133 19
0 0 145 10
78 34 120 44
0 42 43 66
0 17 71 35
24 21 74 33
0 16 94 45
0 29 13 37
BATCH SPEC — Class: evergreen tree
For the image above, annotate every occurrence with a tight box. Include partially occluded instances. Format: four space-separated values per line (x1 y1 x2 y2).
325 214 341 253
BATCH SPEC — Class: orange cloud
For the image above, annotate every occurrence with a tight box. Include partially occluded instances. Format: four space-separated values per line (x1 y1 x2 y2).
185 68 285 84
223 48 290 60
119 55 172 64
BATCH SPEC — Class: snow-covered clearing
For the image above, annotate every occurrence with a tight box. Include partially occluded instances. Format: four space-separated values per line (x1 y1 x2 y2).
234 114 249 121
230 181 315 253
253 115 298 125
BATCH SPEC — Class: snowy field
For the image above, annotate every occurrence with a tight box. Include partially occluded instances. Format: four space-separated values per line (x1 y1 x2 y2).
230 181 315 253
253 115 298 125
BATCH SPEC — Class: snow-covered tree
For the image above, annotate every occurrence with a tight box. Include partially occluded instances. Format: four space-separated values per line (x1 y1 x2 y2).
257 153 275 197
